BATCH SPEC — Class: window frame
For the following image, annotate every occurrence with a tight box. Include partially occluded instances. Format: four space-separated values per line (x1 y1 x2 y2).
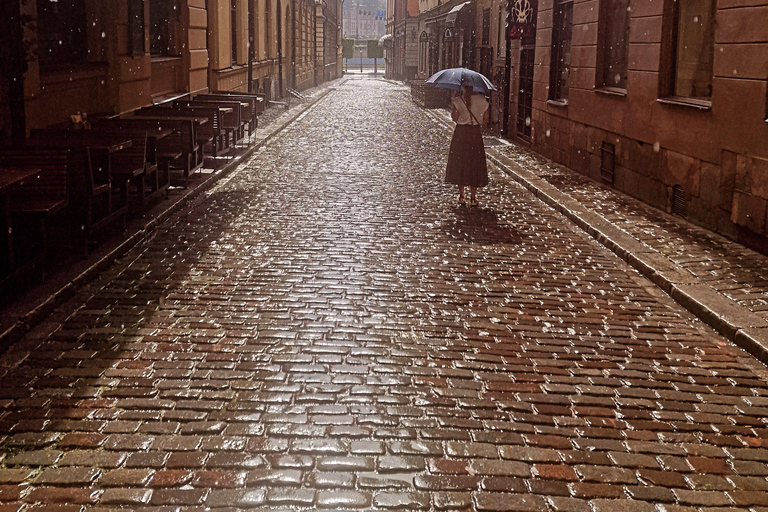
36 0 89 68
482 8 491 47
549 0 573 102
128 0 146 56
419 31 428 74
595 0 630 92
658 0 716 106
232 0 239 65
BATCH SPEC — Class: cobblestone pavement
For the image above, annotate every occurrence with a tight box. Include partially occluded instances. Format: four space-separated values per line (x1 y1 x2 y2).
488 141 768 323
0 76 767 511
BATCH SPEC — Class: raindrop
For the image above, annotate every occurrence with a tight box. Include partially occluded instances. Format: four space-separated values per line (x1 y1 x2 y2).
546 129 551 137
653 142 660 152
614 73 621 84
102 32 106 38
693 16 699 23
525 117 531 126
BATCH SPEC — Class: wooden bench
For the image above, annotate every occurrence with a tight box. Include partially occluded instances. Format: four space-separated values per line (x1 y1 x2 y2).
212 90 266 115
93 125 171 208
25 130 131 252
195 94 259 138
0 150 70 279
100 117 204 187
135 105 226 159
176 100 243 148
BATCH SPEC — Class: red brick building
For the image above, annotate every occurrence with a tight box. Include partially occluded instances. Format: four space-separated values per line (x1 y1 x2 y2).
524 0 768 252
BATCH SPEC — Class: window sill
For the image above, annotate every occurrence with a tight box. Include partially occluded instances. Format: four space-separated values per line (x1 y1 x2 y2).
547 99 568 108
656 96 712 111
594 87 627 97
40 62 109 86
151 55 183 64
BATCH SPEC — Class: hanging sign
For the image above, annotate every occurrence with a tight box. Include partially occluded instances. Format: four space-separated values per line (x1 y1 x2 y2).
509 0 535 39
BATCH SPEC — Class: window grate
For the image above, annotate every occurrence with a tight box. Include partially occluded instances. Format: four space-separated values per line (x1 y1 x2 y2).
600 142 615 185
672 185 687 217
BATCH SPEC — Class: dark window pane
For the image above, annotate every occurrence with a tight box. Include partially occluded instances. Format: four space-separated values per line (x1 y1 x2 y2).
674 0 715 98
482 8 491 46
549 0 573 100
128 0 146 55
36 0 87 67
232 0 238 64
150 0 176 56
601 0 629 89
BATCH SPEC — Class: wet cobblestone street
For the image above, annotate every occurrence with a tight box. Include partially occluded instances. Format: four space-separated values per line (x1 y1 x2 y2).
1 76 768 511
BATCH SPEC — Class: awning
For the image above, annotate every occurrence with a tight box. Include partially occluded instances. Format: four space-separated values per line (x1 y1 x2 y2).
379 34 393 48
446 1 471 26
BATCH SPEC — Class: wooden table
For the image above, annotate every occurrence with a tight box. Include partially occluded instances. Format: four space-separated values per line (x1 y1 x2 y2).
0 168 43 273
26 131 134 243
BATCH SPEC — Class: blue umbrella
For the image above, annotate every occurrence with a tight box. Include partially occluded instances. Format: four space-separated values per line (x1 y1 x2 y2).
425 67 497 94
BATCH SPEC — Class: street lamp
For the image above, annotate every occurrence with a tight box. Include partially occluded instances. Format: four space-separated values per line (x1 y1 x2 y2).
360 48 363 73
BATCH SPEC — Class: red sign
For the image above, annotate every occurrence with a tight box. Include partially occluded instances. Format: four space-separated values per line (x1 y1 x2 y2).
509 0 534 39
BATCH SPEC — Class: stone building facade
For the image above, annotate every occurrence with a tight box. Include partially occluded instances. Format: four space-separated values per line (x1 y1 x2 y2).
0 0 341 136
390 0 768 252
528 0 768 252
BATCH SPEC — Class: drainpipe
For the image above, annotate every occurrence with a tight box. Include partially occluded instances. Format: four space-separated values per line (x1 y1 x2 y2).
277 0 284 96
248 0 255 91
501 0 511 137
314 0 319 86
291 0 296 90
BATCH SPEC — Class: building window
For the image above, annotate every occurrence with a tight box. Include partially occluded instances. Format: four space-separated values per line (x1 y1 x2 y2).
419 31 428 73
232 0 239 65
36 0 88 67
497 7 506 57
549 0 573 101
661 0 716 100
128 0 146 55
597 0 629 90
482 8 491 46
150 0 180 56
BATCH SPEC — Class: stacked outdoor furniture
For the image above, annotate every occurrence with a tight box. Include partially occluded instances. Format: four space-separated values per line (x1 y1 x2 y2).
0 149 71 289
0 89 266 300
24 129 132 251
134 104 228 159
98 117 203 187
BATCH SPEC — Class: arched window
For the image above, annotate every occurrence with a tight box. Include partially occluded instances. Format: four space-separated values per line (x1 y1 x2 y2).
419 32 428 74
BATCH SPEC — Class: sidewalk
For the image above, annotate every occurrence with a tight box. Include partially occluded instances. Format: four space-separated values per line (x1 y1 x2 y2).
0 82 336 351
428 107 768 365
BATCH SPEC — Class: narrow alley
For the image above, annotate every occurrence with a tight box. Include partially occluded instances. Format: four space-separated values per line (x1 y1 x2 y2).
0 77 767 511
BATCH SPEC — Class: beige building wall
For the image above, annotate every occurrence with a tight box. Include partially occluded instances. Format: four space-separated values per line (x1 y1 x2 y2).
189 0 211 93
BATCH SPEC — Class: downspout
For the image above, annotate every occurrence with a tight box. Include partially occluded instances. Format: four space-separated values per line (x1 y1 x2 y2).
248 0 255 91
502 0 511 136
277 0 284 96
291 0 296 89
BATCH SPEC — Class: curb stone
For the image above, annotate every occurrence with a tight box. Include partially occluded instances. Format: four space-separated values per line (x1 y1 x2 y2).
0 85 335 353
484 148 768 365
422 106 768 366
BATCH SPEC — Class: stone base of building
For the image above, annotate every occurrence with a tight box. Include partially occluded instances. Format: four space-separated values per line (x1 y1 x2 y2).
531 116 768 256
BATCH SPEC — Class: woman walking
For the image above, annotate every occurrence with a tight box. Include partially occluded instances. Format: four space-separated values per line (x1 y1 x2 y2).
444 84 489 206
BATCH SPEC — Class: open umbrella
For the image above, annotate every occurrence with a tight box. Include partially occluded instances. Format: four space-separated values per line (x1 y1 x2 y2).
425 67 497 94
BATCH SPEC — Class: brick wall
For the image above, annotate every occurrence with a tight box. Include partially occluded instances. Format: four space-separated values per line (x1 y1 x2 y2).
529 0 768 253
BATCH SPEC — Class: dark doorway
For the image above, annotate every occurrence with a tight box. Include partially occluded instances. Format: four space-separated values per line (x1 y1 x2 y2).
516 44 535 140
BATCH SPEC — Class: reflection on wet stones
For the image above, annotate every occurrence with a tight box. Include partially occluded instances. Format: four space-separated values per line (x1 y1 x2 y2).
443 208 521 245
0 76 767 512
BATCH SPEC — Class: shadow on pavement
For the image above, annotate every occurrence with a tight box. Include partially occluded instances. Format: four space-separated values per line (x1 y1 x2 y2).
443 207 521 245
